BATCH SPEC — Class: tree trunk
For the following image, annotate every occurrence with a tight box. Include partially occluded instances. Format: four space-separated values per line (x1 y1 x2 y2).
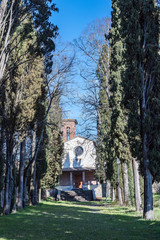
23 168 29 208
132 158 142 212
23 128 44 207
30 128 37 205
3 167 10 214
30 161 37 205
107 180 111 199
3 129 14 215
141 74 153 219
143 133 153 219
112 185 116 201
12 186 17 213
116 184 123 206
35 180 38 203
38 188 41 202
1 189 4 208
119 187 123 206
122 161 130 205
17 140 26 209
3 151 13 215
0 123 5 195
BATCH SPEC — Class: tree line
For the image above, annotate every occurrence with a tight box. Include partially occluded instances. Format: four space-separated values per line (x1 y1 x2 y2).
0 0 68 215
76 0 160 220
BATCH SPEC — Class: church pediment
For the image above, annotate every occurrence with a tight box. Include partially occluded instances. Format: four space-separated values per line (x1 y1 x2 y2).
62 136 96 170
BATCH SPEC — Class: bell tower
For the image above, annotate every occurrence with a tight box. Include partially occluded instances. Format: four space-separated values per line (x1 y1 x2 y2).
62 119 78 142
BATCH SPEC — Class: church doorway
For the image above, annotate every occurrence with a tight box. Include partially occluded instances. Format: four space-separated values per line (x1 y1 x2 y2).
74 172 82 188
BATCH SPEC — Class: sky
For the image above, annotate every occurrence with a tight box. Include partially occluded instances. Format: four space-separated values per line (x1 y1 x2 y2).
52 0 112 137
53 0 112 42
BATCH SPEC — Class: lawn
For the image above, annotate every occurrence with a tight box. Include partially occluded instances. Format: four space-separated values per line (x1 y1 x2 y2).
0 195 160 240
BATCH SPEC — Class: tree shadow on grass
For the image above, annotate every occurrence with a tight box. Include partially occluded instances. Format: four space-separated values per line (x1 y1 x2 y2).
0 201 160 240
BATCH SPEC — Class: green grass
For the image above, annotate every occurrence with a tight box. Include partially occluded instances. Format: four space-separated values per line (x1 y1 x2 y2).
0 195 160 240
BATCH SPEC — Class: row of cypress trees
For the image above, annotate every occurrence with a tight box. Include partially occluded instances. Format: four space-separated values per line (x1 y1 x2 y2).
97 0 160 219
0 1 63 215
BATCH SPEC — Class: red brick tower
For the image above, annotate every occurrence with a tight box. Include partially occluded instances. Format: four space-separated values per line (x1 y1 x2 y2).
62 119 78 142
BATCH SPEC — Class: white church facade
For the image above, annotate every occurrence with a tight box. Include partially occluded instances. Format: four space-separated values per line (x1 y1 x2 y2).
58 119 98 191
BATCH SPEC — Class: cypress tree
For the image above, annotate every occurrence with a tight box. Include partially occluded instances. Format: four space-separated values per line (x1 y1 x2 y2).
41 97 63 190
0 0 58 82
0 1 58 214
96 45 112 184
2 15 47 213
119 0 160 219
109 0 132 205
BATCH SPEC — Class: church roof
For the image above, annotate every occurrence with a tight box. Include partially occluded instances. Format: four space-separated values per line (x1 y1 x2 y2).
62 167 95 172
62 119 78 124
64 135 95 144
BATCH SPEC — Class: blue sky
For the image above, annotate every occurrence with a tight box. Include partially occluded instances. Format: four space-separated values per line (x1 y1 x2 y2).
52 0 112 137
53 0 112 42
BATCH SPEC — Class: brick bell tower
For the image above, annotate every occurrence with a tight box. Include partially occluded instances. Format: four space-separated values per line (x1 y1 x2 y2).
62 119 78 142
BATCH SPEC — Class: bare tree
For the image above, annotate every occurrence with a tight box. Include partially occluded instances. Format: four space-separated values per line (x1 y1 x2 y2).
20 39 75 211
73 18 113 202
74 17 111 139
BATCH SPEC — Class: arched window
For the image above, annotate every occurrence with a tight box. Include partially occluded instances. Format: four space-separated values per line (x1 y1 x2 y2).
67 127 70 140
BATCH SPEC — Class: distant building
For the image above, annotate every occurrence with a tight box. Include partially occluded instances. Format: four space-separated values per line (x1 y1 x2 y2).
58 119 98 191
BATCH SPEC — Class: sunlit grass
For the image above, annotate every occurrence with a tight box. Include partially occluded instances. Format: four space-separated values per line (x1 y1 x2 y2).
0 194 159 240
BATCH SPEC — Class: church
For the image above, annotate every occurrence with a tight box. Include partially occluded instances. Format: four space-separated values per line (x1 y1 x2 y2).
58 119 98 191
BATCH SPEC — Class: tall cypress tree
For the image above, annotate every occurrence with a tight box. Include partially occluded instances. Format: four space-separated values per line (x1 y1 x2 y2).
109 0 132 205
41 97 63 190
119 0 160 219
2 15 48 214
96 45 112 184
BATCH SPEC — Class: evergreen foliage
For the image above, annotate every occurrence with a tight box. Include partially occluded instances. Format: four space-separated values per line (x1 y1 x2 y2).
41 97 63 189
25 0 58 70
96 45 112 183
119 0 160 180
107 0 132 205
0 1 58 213
109 0 131 168
0 0 58 81
118 0 160 218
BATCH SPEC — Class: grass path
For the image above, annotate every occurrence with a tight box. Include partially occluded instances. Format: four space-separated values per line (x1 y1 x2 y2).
0 198 160 240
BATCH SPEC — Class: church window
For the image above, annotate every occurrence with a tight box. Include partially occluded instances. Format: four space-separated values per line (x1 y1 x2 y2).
75 146 83 156
67 127 70 140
